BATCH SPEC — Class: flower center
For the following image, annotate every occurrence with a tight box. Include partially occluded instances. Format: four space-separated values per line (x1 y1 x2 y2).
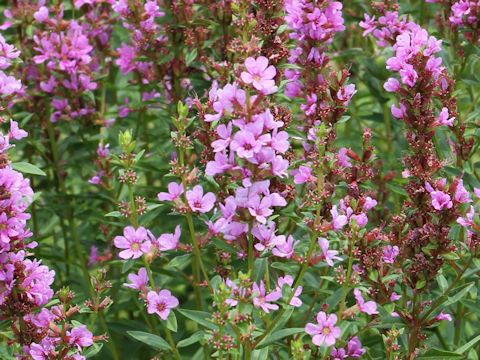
322 327 331 335
157 302 166 312
131 243 140 251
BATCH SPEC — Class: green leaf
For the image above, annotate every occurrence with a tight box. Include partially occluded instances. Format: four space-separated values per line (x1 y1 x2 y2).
122 258 136 274
178 309 218 330
386 183 408 197
168 253 192 269
186 48 198 66
417 348 463 359
166 310 178 332
12 162 46 176
456 334 480 354
252 348 269 360
127 330 172 351
105 211 122 218
177 331 205 348
444 282 474 307
257 328 304 348
84 343 103 358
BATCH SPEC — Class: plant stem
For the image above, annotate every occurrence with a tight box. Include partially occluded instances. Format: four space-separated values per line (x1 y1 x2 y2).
337 232 355 319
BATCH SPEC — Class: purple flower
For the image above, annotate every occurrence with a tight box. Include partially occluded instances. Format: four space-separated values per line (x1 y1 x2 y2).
457 205 475 227
438 107 455 127
338 148 352 167
67 325 93 350
382 245 399 264
430 190 453 210
455 179 471 203
347 336 366 358
156 225 181 251
241 56 277 93
293 165 313 184
158 182 184 202
277 275 302 307
436 312 452 321
384 77 400 92
318 237 342 267
271 235 299 258
186 185 216 213
33 6 49 22
252 280 281 313
305 312 341 347
354 288 379 315
391 103 406 119
114 226 152 259
337 84 357 105
9 120 27 140
331 205 348 230
123 267 149 290
147 290 179 320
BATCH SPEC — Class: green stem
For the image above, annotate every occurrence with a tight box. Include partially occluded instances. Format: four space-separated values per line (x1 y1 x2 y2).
337 234 355 319
143 255 156 289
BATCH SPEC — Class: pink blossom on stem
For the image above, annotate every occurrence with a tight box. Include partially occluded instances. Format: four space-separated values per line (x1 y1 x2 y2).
186 185 216 213
318 237 342 266
156 225 181 251
353 288 379 315
305 312 341 347
157 182 184 202
240 56 277 93
382 245 399 264
147 290 179 320
113 226 152 259
252 280 281 313
123 267 149 290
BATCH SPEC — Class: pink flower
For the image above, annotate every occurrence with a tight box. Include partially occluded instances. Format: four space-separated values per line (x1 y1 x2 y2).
457 205 475 227
436 312 452 321
157 225 181 251
438 107 455 127
430 190 453 210
347 336 366 358
157 182 184 202
306 312 341 347
186 185 216 213
9 120 27 140
338 148 352 167
390 292 402 301
391 103 406 119
318 237 342 266
271 235 299 258
354 288 379 315
399 64 418 87
384 78 400 92
33 6 49 22
337 84 357 105
147 290 179 320
276 275 302 307
67 325 93 350
252 280 281 313
123 267 149 290
382 245 399 264
293 165 313 184
241 56 277 93
114 226 152 259
455 179 471 203
331 205 348 230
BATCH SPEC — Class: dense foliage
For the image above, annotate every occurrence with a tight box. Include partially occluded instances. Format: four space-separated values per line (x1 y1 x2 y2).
1 0 480 359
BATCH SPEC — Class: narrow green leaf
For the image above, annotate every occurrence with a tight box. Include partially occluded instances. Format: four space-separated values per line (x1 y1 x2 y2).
455 334 480 354
417 348 463 359
84 343 103 358
166 311 178 332
177 331 205 348
178 309 218 330
127 331 172 350
257 328 304 348
12 162 46 176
